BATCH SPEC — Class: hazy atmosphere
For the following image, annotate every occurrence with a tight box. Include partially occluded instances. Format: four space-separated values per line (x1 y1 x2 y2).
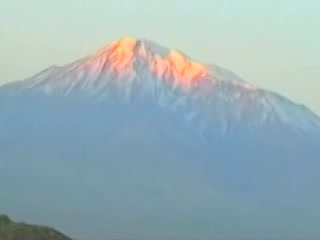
1 0 319 113
1 1 320 240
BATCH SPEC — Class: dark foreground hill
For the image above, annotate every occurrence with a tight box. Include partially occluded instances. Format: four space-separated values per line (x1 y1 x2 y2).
0 215 72 240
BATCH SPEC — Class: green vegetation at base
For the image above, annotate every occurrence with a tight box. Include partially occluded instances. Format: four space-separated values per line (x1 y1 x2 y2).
0 214 72 240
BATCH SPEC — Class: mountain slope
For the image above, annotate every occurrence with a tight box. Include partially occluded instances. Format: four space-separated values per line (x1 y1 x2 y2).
0 38 319 239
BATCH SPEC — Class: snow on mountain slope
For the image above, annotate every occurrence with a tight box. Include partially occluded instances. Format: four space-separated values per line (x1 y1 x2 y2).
1 37 320 137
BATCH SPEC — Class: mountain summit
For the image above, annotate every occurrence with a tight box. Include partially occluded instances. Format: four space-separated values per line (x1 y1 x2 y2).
0 38 320 239
98 37 208 83
5 37 255 95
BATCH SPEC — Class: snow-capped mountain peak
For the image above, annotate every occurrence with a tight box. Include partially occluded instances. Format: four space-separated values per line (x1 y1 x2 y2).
96 37 171 58
86 37 209 85
1 37 320 136
6 37 258 95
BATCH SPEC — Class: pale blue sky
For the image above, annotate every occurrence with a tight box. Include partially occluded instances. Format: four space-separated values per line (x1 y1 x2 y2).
0 0 319 113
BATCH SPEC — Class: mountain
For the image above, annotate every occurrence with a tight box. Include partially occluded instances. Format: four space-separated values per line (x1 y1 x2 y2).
0 214 72 240
0 37 319 240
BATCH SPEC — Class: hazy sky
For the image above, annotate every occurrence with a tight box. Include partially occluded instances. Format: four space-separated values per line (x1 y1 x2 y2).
1 0 319 113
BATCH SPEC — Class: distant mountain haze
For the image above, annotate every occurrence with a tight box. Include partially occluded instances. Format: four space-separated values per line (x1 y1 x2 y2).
0 38 319 240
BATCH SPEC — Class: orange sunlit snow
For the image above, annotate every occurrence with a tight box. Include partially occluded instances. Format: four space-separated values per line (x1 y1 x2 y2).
88 38 208 85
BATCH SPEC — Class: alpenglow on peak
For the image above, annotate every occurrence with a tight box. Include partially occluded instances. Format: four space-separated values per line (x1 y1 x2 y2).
3 37 258 96
85 37 209 84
